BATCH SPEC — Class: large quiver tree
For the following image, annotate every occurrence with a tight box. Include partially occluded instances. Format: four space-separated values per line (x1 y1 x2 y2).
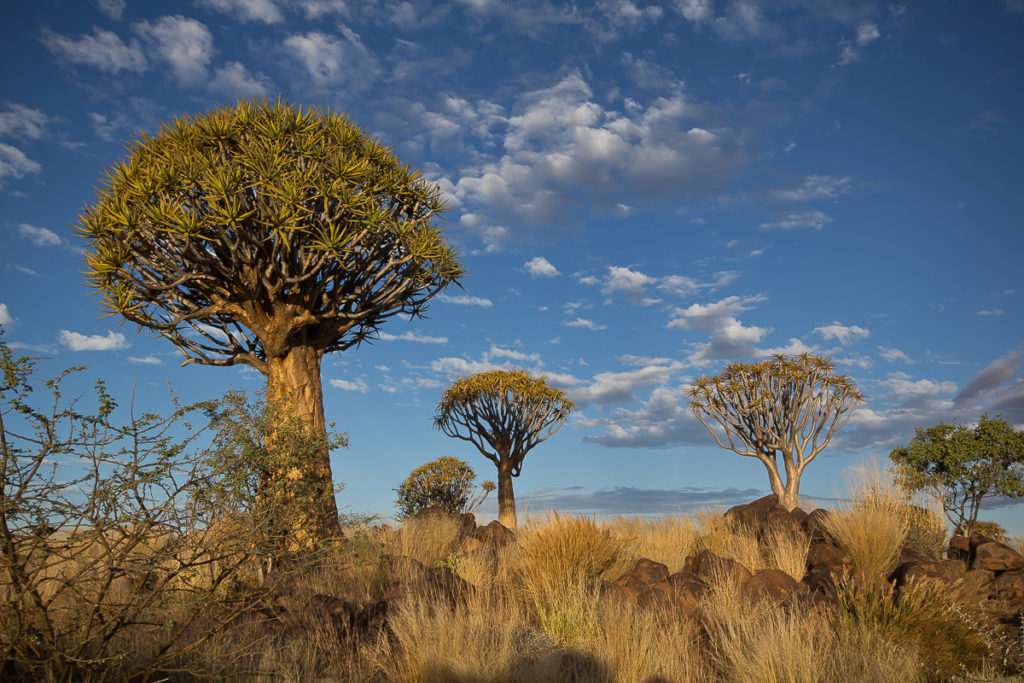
689 354 864 511
434 370 574 528
75 98 465 544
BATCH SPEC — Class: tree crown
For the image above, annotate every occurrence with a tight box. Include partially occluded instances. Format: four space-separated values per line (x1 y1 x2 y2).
433 369 574 471
76 97 465 372
393 455 494 519
689 353 864 458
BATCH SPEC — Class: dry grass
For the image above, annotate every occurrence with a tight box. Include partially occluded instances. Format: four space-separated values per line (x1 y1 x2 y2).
389 513 466 568
606 513 700 572
693 512 766 571
517 511 627 588
762 525 811 580
823 506 908 575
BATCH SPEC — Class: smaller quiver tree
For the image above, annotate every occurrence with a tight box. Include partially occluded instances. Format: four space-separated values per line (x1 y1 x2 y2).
393 455 494 519
890 413 1024 536
689 354 864 511
434 370 574 528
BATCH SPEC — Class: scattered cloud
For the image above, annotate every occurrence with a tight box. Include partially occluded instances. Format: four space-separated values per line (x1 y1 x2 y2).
436 293 493 307
667 294 769 363
58 330 128 351
978 309 1004 316
195 0 284 23
41 26 148 74
0 143 43 185
554 361 683 407
814 321 869 345
330 377 369 392
377 330 449 344
127 355 162 365
0 303 15 326
962 110 1007 138
208 61 270 96
565 317 607 331
283 28 380 90
758 210 831 231
18 223 63 247
771 175 851 201
95 0 127 20
514 484 766 517
524 256 560 278
0 104 51 140
856 21 879 45
954 349 1024 408
134 15 214 85
879 346 913 363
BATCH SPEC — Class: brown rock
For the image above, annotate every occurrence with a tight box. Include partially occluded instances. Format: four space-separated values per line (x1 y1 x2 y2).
725 494 808 541
305 594 360 635
688 549 753 585
972 541 1024 572
947 535 970 563
600 580 642 603
640 571 705 618
803 508 832 542
897 544 935 565
744 568 805 604
474 520 516 548
987 569 1024 604
806 540 851 574
621 558 670 590
888 557 957 589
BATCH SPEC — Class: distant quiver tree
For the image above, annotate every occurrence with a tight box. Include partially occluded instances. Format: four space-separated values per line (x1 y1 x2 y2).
690 354 864 511
394 456 495 519
434 370 574 528
75 98 465 543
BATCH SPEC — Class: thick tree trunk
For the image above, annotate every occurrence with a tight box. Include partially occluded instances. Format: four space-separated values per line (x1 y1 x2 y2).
496 460 517 529
265 342 341 548
762 455 801 511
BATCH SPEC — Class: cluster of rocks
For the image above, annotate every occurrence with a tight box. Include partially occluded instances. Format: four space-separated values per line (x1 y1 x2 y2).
237 497 1024 648
603 494 1024 632
237 506 516 644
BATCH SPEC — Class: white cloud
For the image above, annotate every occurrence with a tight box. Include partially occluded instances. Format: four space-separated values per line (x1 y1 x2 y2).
0 143 43 184
208 61 270 96
0 303 14 326
59 330 128 352
18 223 62 247
837 44 859 66
292 0 351 18
0 104 50 140
673 0 712 22
978 309 1005 316
96 0 127 20
134 15 214 85
603 265 655 300
884 373 957 401
556 362 683 407
487 345 541 363
856 21 880 45
442 71 749 248
196 0 284 23
879 346 913 363
771 175 851 201
436 293 493 307
668 294 770 364
582 265 739 305
758 210 831 231
524 256 560 278
41 26 148 74
127 355 162 365
377 330 448 344
330 378 369 392
813 321 869 345
283 28 379 89
565 317 607 331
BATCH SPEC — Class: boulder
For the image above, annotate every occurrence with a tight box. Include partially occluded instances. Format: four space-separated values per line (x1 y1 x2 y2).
462 537 485 554
972 541 1024 572
640 570 705 619
474 520 516 548
686 549 753 585
621 558 670 591
947 535 970 563
806 540 851 574
743 568 805 604
305 593 360 637
803 508 833 542
888 556 958 590
725 494 807 541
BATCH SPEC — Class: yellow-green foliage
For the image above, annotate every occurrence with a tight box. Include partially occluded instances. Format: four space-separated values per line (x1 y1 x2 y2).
394 456 488 519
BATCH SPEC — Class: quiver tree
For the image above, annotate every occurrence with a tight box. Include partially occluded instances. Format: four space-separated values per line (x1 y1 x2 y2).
890 414 1024 536
434 370 574 528
394 456 495 519
689 354 864 511
75 98 465 544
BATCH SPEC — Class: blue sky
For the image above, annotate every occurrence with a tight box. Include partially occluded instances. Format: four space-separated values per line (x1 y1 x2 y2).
2 0 1023 532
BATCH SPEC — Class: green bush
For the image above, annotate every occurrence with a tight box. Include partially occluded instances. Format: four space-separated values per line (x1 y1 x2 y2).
394 456 494 519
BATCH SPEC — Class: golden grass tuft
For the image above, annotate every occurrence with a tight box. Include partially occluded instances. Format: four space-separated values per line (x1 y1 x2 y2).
823 506 908 575
606 513 700 572
517 511 627 588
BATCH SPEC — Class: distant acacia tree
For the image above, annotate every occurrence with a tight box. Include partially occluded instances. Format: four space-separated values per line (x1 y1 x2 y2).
690 354 864 511
394 456 495 519
75 98 465 544
890 414 1024 536
434 370 574 528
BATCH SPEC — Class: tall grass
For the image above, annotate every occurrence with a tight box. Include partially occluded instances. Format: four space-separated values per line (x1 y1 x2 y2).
606 513 700 572
822 506 908 575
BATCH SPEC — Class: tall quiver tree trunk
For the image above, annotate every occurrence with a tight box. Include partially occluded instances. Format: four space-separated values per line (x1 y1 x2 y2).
265 341 340 547
496 459 517 529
